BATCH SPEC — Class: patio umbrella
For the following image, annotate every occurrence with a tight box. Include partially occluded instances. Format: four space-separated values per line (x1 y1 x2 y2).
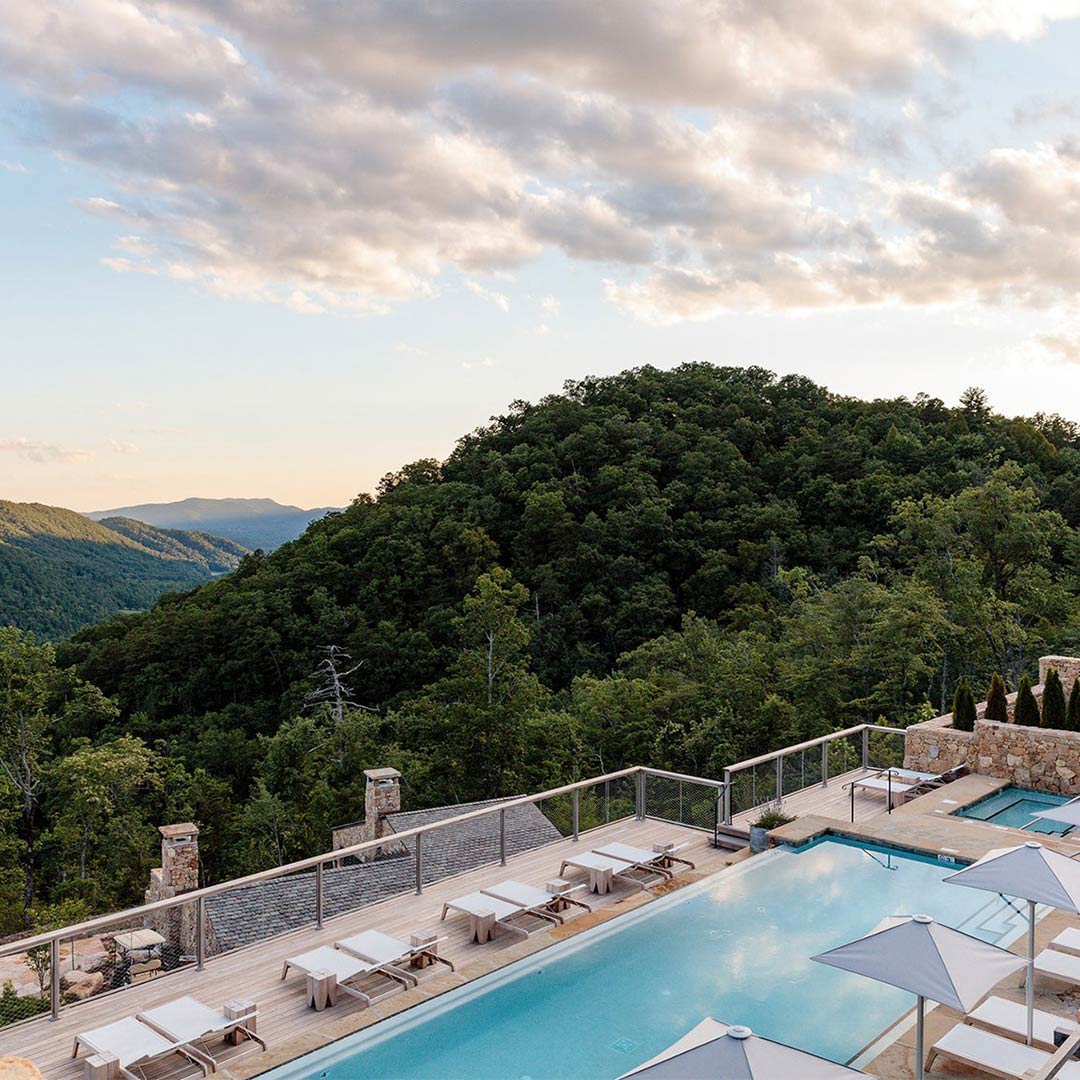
945 840 1080 1047
812 914 1024 1080
617 1018 865 1079
1030 797 1080 829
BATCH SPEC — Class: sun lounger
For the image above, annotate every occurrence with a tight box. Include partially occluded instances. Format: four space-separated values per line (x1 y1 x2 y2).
335 928 454 972
1052 927 1080 958
559 851 649 894
595 840 694 873
481 879 591 921
137 995 265 1067
73 1016 211 1078
967 995 1080 1054
1035 946 1080 986
925 1022 1080 1078
282 944 412 1009
441 891 555 943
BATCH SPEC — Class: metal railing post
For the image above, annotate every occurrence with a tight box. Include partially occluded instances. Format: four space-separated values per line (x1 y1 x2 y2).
572 788 580 841
315 861 324 929
678 780 684 823
500 809 507 865
635 771 643 820
775 755 783 808
822 741 829 788
196 896 206 971
605 779 610 824
723 769 732 825
640 771 648 820
414 832 423 895
49 938 60 1020
862 726 869 770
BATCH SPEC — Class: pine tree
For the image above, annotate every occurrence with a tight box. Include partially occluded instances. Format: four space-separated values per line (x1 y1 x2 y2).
1041 668 1067 729
952 678 977 732
1068 678 1080 733
985 673 1009 724
1014 674 1041 727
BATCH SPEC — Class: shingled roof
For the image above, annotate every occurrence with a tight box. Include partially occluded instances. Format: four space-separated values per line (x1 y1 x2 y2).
204 796 562 952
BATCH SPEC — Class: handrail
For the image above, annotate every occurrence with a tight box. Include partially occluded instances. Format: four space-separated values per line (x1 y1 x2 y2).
0 766 641 959
723 723 906 773
640 766 725 789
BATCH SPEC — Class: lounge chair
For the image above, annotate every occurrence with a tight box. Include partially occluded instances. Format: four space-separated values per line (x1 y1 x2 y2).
1035 947 1080 986
282 944 413 1009
335 928 454 972
595 840 695 873
72 1016 211 1078
559 851 650 895
481 879 591 921
137 996 265 1068
441 891 556 943
1052 927 1080 958
925 1022 1080 1078
967 995 1080 1053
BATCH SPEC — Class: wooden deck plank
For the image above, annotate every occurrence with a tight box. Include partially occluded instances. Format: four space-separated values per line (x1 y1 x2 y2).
2 817 728 1079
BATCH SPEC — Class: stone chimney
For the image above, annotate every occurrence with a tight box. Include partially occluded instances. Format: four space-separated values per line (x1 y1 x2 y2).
145 823 200 954
332 767 404 860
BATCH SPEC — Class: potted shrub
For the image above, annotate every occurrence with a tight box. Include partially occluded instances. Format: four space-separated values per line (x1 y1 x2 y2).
749 808 794 852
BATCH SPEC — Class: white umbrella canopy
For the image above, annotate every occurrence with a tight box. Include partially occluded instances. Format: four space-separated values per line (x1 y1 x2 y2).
618 1018 864 1079
812 914 1024 1080
1031 799 1080 829
945 841 1080 1047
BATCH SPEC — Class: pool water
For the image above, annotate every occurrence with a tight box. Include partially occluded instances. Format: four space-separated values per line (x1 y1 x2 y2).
955 787 1072 834
266 838 1029 1080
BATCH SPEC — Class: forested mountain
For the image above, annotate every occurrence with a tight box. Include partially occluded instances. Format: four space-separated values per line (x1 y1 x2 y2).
0 502 248 638
87 497 340 551
5 364 1080 932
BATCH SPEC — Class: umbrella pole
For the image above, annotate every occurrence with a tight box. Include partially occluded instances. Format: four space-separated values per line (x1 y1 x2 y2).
915 995 925 1080
1027 898 1036 1046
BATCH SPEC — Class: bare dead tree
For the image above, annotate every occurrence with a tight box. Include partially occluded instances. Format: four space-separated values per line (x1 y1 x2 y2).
304 646 377 765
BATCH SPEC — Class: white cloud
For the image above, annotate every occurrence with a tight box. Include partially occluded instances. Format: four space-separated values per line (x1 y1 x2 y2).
0 436 91 463
1040 333 1080 364
465 280 511 312
541 294 560 315
109 439 142 455
0 159 30 173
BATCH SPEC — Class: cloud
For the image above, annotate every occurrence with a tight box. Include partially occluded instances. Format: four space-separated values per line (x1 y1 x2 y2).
0 159 30 173
0 437 91 463
1040 333 1080 364
541 295 560 315
465 280 511 312
112 400 147 411
5 0 1080 322
109 439 142 454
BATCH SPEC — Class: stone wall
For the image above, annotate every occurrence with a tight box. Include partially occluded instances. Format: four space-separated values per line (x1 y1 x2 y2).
904 655 1080 793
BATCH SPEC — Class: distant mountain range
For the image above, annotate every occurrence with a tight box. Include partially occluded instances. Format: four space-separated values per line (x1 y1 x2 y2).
0 501 249 639
87 497 340 551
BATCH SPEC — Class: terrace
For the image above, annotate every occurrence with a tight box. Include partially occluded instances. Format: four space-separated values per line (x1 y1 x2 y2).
5 698 1080 1080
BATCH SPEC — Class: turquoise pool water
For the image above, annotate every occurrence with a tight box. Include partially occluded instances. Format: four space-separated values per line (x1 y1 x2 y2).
265 838 1029 1080
955 786 1072 834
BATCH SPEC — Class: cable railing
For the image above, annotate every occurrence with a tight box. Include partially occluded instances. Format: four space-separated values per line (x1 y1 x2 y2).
721 723 908 825
0 765 721 1029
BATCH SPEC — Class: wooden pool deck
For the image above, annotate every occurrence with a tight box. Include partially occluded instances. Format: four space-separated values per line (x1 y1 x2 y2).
731 765 904 827
2 817 737 1080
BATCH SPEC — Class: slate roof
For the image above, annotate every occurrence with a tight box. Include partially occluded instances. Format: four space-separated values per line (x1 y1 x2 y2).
204 797 562 951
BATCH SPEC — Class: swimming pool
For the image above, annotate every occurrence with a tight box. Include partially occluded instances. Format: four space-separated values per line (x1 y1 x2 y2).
955 786 1072 834
265 837 1030 1080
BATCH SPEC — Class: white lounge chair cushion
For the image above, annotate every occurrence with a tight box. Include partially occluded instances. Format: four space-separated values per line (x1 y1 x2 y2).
336 929 409 965
445 892 522 920
596 841 662 865
932 1022 1080 1078
286 945 373 981
853 777 917 794
563 851 634 872
1053 927 1080 957
78 1017 178 1068
482 881 554 908
968 995 1078 1050
1037 947 1080 983
139 996 229 1043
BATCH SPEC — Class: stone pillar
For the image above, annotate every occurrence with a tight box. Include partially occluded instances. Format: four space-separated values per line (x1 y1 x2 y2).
331 768 404 860
145 824 200 955
1040 656 1080 693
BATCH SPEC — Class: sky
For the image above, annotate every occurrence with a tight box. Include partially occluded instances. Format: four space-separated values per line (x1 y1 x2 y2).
3 2 1080 511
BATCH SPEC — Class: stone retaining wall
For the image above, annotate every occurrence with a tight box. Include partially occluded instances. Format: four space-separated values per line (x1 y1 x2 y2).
904 655 1080 794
